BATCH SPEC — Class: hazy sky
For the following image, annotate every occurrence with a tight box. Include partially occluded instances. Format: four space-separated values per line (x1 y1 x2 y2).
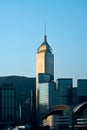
0 0 87 86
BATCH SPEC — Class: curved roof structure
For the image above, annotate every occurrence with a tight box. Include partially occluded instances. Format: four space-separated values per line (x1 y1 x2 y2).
53 104 70 111
43 105 70 119
37 35 52 53
73 102 87 114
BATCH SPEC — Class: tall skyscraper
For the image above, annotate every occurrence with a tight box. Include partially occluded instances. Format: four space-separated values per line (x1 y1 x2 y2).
36 34 54 114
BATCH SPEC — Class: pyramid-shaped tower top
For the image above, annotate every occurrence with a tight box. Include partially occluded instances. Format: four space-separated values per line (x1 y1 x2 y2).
37 35 52 53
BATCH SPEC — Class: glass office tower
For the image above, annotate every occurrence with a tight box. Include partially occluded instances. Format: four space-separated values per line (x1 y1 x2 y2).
56 78 73 105
0 83 16 126
77 79 87 104
39 81 60 124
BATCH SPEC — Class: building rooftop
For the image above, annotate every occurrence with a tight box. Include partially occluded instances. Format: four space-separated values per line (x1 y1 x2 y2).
37 35 52 53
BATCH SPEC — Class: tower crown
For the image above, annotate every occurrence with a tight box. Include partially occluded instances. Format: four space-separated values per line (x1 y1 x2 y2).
37 35 52 53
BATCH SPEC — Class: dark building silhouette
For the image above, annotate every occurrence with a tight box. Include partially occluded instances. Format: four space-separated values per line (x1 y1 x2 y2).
0 83 16 128
0 76 36 125
77 79 87 104
56 78 73 105
73 87 77 106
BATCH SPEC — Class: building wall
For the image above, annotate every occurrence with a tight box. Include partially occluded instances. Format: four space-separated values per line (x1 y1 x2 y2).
36 52 54 77
45 52 54 78
36 52 45 74
39 81 60 124
77 79 87 104
78 79 87 96
0 84 16 125
43 114 72 128
73 87 77 106
39 83 54 115
49 83 60 108
57 79 73 105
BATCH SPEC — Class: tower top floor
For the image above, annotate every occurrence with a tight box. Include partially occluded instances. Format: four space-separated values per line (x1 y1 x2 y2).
37 35 52 53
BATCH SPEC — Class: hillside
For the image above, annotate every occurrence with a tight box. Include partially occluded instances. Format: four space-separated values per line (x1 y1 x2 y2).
0 75 36 103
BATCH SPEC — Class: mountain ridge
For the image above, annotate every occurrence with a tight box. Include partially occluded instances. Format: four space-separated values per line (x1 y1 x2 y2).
0 75 36 103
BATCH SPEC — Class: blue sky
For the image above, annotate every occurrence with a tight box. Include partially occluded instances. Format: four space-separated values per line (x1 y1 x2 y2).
0 0 87 86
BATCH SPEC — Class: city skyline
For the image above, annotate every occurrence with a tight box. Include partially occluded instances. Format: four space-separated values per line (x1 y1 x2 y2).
0 0 87 86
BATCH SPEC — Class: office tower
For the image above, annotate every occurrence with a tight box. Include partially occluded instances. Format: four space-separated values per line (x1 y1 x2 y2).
38 73 62 124
0 83 16 127
39 81 56 123
56 78 73 105
77 79 87 104
36 34 54 117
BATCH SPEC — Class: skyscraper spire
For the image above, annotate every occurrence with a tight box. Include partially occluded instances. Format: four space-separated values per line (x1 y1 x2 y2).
44 23 47 42
37 24 52 53
45 22 46 35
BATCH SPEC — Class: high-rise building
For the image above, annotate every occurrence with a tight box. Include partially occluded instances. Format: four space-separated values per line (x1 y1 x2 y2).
56 78 73 105
36 34 54 121
77 79 87 104
39 81 58 123
0 83 16 127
